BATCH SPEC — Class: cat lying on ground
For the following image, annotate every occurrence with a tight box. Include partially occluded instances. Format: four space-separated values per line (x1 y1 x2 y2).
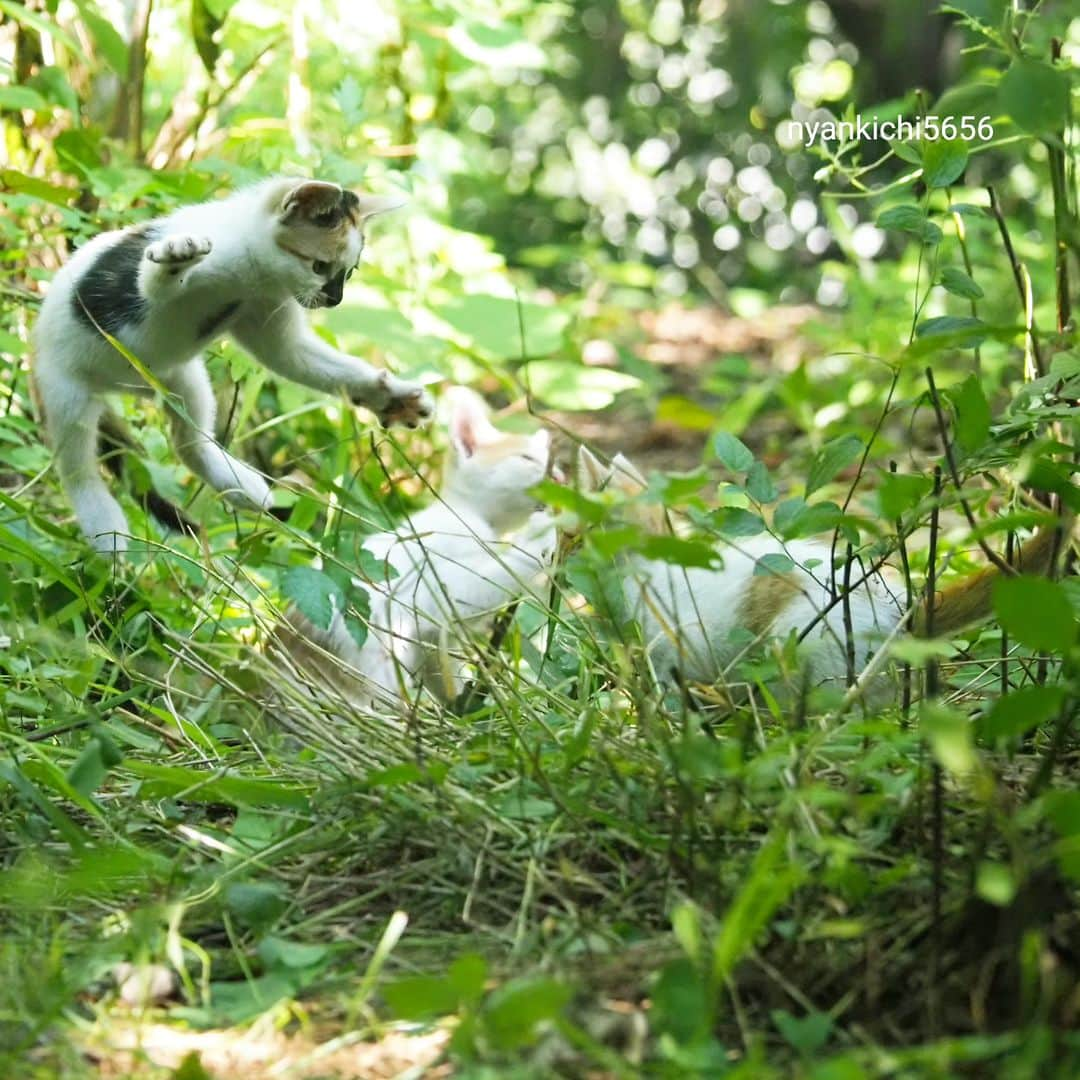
276 388 558 711
32 177 433 554
577 447 1067 698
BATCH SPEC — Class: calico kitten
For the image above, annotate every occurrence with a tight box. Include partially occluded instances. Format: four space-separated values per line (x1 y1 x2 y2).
279 388 557 710
32 177 433 554
577 447 1066 695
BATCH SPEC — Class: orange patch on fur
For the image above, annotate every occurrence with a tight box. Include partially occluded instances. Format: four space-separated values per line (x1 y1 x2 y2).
740 571 801 637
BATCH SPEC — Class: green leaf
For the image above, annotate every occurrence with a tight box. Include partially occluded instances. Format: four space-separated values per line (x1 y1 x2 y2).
172 1051 215 1080
712 431 754 473
710 506 765 538
939 267 984 300
921 702 976 775
0 168 73 206
754 552 795 577
66 732 122 797
256 936 331 971
641 535 720 569
993 576 1076 653
482 976 571 1050
523 360 639 410
281 566 345 633
773 497 838 539
975 862 1017 907
436 294 569 359
75 2 129 77
950 374 991 452
384 974 462 1020
713 835 801 982
915 315 986 347
921 138 968 189
0 86 48 112
998 59 1069 135
446 21 546 70
224 881 287 929
981 686 1066 742
772 1008 833 1057
651 958 710 1045
746 460 778 503
0 0 86 58
806 435 863 497
878 472 932 520
124 761 309 809
191 0 224 75
876 204 942 244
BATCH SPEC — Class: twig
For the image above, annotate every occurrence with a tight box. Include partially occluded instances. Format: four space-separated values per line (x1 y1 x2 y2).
924 366 1015 575
987 185 1044 377
890 461 914 722
925 466 942 1039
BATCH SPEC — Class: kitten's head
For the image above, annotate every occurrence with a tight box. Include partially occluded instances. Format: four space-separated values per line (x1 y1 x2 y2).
442 388 555 534
268 180 404 308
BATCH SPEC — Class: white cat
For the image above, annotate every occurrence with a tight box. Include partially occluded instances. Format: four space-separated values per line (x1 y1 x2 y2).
577 447 1065 696
278 388 557 710
31 177 433 554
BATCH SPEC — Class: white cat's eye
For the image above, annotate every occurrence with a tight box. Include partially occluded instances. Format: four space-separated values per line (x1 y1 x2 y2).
312 259 332 276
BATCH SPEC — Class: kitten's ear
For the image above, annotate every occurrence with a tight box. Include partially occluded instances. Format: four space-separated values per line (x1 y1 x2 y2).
446 387 500 458
280 181 343 222
610 452 648 496
577 446 611 491
351 193 408 219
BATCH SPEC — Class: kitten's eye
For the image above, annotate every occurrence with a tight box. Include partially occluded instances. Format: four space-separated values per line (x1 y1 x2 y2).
345 265 356 281
312 259 332 276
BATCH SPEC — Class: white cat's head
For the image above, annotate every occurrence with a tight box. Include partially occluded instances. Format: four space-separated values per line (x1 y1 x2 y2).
263 179 404 309
442 388 554 534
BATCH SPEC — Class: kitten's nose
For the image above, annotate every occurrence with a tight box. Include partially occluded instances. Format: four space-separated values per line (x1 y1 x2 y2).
320 270 346 306
549 463 566 484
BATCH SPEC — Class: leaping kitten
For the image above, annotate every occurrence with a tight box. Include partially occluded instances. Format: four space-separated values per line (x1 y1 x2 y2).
32 177 434 554
277 388 557 710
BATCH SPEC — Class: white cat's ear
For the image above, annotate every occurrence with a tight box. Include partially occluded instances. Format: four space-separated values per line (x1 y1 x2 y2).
280 180 343 221
611 453 648 492
352 193 408 219
447 387 500 458
577 446 610 491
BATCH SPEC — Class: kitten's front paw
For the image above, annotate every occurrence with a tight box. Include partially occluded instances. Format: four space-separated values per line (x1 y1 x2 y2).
220 460 273 512
145 235 212 267
363 373 434 430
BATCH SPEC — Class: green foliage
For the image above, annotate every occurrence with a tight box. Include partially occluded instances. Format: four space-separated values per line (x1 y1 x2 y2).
1 0 1079 1075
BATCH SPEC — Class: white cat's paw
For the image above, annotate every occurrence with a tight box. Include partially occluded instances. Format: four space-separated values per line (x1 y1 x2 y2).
223 464 272 512
360 372 434 430
145 235 213 267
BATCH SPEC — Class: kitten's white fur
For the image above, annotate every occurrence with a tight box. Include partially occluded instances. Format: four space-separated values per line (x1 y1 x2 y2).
578 447 904 692
32 177 432 554
282 389 557 709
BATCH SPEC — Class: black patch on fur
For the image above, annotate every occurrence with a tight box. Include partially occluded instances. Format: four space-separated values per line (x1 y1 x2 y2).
72 225 159 335
313 189 360 229
197 300 241 341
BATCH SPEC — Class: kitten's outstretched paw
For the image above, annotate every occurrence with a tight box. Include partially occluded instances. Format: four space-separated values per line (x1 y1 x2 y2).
364 373 434 429
223 467 273 512
145 235 212 267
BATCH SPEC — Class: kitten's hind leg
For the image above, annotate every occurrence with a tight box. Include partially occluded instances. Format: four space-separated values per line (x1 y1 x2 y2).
43 389 130 553
139 235 212 298
164 359 272 511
